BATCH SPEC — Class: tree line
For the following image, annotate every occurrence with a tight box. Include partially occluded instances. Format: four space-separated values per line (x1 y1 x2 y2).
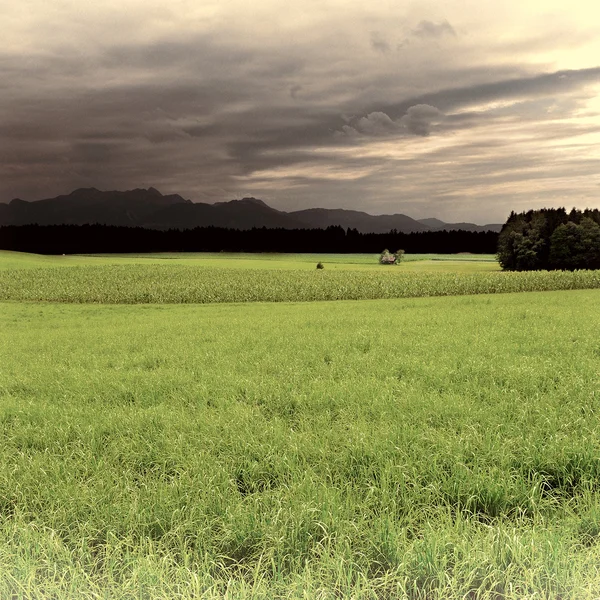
0 224 498 255
497 208 600 271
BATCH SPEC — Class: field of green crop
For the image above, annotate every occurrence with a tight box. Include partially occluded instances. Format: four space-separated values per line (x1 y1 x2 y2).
2 250 600 598
2 251 600 304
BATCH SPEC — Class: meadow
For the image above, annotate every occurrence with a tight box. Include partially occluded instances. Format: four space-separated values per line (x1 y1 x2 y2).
2 251 600 598
1 251 600 304
0 250 499 271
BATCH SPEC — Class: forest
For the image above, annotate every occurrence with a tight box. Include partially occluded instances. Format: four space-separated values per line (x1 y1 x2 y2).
497 208 600 270
0 224 498 255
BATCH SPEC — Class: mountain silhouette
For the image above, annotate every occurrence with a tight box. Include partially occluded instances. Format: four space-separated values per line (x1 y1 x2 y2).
0 188 502 233
3 188 189 227
417 217 502 233
146 197 301 230
290 208 429 233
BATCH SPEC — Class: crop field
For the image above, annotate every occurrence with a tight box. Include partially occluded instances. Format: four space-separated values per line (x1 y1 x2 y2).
2 251 600 598
2 251 600 304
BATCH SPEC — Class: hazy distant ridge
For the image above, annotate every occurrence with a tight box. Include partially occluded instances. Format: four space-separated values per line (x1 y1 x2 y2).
1 188 502 233
417 218 502 233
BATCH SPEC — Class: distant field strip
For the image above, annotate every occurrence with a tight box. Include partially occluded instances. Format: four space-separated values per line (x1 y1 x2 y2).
0 250 500 271
2 264 600 303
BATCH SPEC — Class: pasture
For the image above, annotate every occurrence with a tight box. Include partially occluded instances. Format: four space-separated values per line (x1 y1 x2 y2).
1 251 600 598
0 250 499 272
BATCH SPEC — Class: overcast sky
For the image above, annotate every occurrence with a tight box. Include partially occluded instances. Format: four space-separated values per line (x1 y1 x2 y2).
2 0 600 223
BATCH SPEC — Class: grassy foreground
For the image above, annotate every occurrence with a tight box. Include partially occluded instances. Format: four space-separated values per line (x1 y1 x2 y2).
2 290 600 598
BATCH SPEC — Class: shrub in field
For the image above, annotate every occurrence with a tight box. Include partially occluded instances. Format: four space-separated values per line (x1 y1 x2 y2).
379 249 404 265
316 262 324 269
379 249 396 265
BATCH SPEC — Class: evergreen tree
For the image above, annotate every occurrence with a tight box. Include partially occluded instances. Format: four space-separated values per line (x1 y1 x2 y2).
499 208 600 271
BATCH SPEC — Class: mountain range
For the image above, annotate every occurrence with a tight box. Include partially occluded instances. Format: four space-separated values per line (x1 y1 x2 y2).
0 188 502 234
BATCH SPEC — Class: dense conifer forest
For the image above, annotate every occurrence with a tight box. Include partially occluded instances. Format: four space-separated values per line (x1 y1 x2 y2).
0 224 498 255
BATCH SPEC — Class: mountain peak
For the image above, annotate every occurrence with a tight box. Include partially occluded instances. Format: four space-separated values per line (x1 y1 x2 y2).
418 217 447 228
69 187 100 195
213 197 270 208
0 188 502 232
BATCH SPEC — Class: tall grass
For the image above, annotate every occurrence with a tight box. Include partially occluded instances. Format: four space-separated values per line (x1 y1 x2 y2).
2 291 600 597
1 264 600 303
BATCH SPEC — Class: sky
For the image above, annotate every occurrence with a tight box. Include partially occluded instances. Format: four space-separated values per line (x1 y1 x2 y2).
2 0 600 223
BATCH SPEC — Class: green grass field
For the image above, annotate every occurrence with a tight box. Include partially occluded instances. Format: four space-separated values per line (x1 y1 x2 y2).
2 251 600 598
0 250 500 272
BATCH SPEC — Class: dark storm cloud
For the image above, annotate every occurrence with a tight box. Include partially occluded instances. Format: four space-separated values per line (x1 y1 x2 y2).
4 59 598 158
247 65 600 154
70 141 124 163
289 85 303 99
2 6 600 224
0 31 319 199
371 67 600 119
333 67 600 142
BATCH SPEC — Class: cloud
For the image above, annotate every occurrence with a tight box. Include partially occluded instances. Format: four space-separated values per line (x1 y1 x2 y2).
356 111 399 135
368 67 600 120
370 31 390 54
337 106 444 138
399 104 444 136
334 112 399 138
412 20 457 39
2 0 600 223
